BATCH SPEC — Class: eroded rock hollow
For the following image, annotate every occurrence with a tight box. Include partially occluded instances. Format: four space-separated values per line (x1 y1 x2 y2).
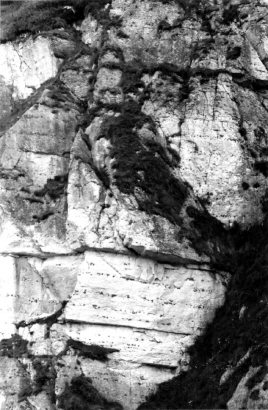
0 0 268 409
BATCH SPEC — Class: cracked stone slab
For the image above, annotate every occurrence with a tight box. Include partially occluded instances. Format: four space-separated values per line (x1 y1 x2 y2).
62 251 229 335
51 322 192 368
80 358 177 410
0 36 60 101
0 255 82 339
0 250 229 409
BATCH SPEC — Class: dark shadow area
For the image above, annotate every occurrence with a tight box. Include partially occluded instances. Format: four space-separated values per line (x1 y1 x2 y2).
139 218 268 409
100 99 188 225
58 375 123 410
34 174 68 200
66 339 119 361
31 358 57 401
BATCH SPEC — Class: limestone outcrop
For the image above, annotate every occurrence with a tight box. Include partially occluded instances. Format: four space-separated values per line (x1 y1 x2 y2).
0 0 268 409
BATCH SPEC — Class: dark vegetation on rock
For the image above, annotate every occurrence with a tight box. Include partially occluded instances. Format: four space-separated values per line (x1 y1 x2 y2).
83 31 264 272
0 0 87 42
226 45 241 60
85 48 192 225
32 358 57 401
85 0 122 30
58 375 123 410
0 333 120 405
0 0 122 43
222 1 240 24
88 53 247 271
101 101 188 224
0 334 29 358
157 0 246 34
34 174 68 200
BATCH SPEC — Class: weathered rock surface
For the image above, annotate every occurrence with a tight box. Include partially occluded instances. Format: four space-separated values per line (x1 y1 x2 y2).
0 36 60 100
227 364 268 410
0 251 228 409
0 0 268 409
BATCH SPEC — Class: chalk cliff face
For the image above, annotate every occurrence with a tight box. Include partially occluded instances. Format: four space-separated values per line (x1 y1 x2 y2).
0 0 268 409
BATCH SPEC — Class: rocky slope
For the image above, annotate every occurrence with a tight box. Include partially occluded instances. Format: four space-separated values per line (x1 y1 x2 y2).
0 0 268 409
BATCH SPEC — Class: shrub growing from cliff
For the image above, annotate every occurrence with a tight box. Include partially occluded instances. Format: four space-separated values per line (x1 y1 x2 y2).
88 56 190 225
0 0 122 42
34 174 68 200
100 99 188 225
0 0 104 42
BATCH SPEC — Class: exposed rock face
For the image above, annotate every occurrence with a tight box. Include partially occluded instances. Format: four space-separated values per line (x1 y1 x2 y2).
0 0 268 409
0 252 229 409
